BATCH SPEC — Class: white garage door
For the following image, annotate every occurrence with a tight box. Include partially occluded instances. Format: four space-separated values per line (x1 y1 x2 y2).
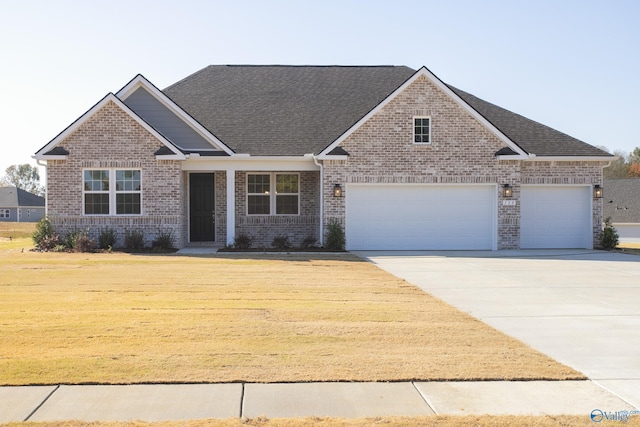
345 184 496 250
520 186 591 249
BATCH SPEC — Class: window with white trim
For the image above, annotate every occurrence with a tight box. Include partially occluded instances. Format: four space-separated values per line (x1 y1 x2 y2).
83 169 141 215
247 173 299 215
0 209 9 218
414 117 431 144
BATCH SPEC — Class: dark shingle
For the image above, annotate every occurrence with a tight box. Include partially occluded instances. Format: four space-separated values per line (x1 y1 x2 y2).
449 86 612 157
603 179 640 223
0 187 44 207
162 65 611 158
164 65 415 155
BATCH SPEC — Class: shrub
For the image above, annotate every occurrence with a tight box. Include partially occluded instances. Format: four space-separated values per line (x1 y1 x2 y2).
271 235 291 249
75 235 96 253
98 228 117 250
33 217 56 249
234 233 253 249
152 229 175 251
600 216 619 250
64 229 87 250
325 219 345 251
124 229 145 252
301 235 317 249
37 234 62 252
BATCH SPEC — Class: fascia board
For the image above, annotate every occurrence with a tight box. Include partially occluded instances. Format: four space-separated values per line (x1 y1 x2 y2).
319 66 528 158
523 156 616 162
316 154 348 160
116 75 235 156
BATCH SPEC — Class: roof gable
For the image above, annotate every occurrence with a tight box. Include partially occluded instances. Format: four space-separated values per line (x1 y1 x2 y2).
319 66 528 158
117 75 234 155
34 93 185 160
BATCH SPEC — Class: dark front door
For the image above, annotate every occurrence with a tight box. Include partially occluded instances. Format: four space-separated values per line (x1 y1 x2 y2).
189 173 215 242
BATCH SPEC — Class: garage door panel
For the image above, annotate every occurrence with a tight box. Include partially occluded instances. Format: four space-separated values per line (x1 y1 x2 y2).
521 186 591 249
346 185 495 250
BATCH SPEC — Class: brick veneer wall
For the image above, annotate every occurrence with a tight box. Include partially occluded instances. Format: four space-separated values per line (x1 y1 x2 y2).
46 101 185 248
322 75 606 249
234 171 320 248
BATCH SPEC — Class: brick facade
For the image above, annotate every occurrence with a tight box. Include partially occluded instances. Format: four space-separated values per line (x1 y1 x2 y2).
44 76 607 251
234 171 320 248
46 101 185 248
322 75 607 249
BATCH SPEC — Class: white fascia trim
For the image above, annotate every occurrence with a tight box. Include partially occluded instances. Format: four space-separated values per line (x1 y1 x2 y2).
182 156 320 172
523 156 616 162
316 155 349 161
116 75 235 156
34 93 185 160
319 66 528 158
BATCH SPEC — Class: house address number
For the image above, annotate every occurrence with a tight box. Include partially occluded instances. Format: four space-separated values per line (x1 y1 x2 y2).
502 200 517 206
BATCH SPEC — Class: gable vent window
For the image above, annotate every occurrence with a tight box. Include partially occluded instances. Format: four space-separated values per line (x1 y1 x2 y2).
414 117 431 144
83 169 141 216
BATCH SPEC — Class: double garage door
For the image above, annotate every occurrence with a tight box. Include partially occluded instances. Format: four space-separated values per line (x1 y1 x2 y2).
345 184 591 250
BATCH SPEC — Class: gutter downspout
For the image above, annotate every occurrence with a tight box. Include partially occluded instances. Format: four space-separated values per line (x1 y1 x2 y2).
312 155 324 247
36 159 47 218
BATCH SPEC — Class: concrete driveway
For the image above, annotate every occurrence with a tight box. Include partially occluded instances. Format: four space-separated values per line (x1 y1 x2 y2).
357 249 640 408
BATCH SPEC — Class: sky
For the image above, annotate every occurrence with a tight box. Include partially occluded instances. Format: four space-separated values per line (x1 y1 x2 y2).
1 0 639 178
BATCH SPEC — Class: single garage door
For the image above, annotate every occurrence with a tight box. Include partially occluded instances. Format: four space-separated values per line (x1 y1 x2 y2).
345 184 496 250
520 186 591 249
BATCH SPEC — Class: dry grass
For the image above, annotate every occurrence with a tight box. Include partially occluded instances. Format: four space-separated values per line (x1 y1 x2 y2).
5 415 640 427
0 222 35 251
0 244 582 385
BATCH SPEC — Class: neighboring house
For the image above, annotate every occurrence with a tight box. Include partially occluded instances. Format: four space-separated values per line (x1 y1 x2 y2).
34 65 614 250
603 178 640 243
0 186 45 222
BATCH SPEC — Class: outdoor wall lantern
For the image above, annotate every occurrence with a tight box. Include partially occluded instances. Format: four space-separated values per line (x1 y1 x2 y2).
502 184 513 198
593 185 603 199
333 184 343 197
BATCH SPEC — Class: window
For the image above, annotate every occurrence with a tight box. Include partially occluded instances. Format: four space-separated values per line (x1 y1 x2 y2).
414 117 431 144
83 169 141 215
0 209 9 218
247 173 299 215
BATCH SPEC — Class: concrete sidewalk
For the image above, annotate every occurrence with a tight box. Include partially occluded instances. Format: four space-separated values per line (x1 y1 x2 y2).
1 381 637 423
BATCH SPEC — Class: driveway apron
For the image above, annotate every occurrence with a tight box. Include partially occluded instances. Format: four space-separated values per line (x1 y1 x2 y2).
357 250 640 409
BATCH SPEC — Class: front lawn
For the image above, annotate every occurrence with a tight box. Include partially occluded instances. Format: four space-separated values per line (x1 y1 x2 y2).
0 247 582 385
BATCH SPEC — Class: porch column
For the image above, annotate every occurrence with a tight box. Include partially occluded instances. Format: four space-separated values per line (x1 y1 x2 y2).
226 169 235 246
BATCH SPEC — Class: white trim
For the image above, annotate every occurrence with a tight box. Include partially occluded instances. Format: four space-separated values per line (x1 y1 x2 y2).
34 93 186 160
522 156 615 162
182 157 320 172
116 75 235 156
318 66 529 159
226 170 235 246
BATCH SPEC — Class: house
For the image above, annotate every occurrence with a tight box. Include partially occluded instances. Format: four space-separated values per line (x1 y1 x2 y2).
0 186 45 222
34 65 614 250
603 178 640 243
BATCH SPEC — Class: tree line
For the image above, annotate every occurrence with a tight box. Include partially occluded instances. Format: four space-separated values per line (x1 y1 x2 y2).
603 147 640 178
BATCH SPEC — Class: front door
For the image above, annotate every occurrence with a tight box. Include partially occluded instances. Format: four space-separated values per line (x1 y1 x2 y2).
189 173 215 242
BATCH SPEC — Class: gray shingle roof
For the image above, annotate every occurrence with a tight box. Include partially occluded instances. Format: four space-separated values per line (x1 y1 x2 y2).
603 179 640 223
449 86 611 157
163 65 415 155
0 186 45 207
162 65 610 157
